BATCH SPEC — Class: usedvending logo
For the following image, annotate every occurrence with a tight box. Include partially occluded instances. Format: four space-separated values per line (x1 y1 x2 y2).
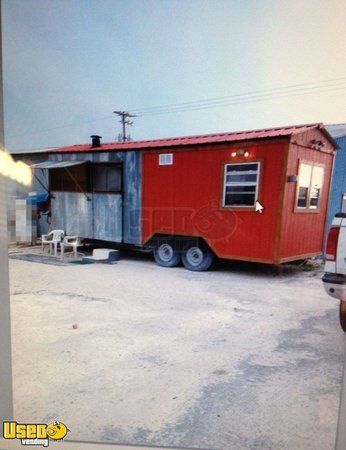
3 420 69 447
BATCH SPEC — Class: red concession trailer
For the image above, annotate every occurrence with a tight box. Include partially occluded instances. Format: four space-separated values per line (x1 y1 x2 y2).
34 123 337 271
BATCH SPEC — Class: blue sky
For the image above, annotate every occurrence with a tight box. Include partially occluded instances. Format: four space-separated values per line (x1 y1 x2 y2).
2 0 346 151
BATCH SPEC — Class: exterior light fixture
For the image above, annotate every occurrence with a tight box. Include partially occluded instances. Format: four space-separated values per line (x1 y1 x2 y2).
311 139 324 147
232 149 250 157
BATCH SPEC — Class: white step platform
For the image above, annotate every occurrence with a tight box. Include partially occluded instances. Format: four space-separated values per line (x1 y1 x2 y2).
82 248 120 264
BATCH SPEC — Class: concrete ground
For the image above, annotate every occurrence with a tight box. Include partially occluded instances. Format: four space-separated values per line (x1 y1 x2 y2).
8 250 346 450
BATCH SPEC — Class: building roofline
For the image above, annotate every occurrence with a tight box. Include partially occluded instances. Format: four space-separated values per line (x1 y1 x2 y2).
10 123 338 155
52 123 337 154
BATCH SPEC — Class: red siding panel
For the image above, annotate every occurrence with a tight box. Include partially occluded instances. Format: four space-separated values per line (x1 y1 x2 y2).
278 129 335 261
142 140 287 263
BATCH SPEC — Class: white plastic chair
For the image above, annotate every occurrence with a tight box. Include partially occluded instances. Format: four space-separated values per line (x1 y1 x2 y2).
41 230 64 257
60 236 83 259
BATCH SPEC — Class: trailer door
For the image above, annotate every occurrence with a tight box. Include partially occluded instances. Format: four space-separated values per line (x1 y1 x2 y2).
91 163 123 242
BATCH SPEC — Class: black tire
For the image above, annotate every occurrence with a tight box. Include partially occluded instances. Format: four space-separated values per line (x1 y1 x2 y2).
182 243 214 271
340 301 346 332
153 241 181 268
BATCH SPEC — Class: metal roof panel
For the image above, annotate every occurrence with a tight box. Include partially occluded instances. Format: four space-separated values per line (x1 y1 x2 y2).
46 123 336 153
326 123 346 139
30 160 86 169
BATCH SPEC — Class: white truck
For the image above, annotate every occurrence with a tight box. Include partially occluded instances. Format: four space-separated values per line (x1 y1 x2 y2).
322 213 346 332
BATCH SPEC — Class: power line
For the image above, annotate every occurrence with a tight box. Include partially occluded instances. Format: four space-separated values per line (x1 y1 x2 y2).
9 76 346 140
132 76 346 114
138 84 346 116
135 81 346 116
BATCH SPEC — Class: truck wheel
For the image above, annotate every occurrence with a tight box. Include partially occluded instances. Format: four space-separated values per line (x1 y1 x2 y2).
182 244 213 271
340 301 346 332
154 242 181 268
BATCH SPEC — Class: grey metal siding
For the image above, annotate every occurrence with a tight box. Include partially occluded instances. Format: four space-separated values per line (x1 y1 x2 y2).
47 151 142 245
123 151 142 245
51 192 93 238
327 136 346 233
93 193 122 242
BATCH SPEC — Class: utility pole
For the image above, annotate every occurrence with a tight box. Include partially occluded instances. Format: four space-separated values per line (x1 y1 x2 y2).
113 111 136 142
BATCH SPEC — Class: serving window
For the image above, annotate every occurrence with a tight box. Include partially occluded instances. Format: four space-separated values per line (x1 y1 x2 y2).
223 162 260 207
49 164 90 192
296 162 324 211
49 163 122 194
91 164 122 193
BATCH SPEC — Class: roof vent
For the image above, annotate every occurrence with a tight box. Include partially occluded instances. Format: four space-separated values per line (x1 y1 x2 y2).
90 135 102 148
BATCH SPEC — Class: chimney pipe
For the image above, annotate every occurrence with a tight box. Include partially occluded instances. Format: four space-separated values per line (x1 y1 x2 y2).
90 135 102 148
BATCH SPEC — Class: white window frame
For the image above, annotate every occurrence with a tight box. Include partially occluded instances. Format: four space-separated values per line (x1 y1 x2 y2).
223 161 261 208
159 153 173 166
295 161 324 211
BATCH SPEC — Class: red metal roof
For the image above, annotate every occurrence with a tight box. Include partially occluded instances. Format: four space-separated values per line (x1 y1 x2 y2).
52 123 336 153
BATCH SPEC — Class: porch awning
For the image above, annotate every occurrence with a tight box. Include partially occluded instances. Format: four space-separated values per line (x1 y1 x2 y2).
28 193 50 203
30 161 86 169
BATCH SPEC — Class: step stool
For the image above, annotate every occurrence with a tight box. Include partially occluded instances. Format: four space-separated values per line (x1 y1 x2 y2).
82 248 120 264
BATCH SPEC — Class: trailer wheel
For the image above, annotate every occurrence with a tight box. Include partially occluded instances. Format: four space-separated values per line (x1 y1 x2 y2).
154 242 181 268
340 301 346 332
182 244 213 271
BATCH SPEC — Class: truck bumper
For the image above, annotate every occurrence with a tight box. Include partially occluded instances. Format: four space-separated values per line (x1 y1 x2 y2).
322 273 346 301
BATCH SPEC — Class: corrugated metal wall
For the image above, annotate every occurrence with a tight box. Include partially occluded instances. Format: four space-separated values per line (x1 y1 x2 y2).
327 135 346 232
48 150 142 245
51 192 93 238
